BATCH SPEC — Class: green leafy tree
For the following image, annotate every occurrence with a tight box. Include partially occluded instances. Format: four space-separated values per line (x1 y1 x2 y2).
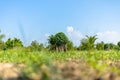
113 45 119 50
29 40 44 51
38 43 44 51
104 43 110 50
0 41 5 50
117 41 120 50
104 43 116 50
96 41 104 50
55 32 68 51
109 43 115 50
5 38 23 49
67 40 74 50
48 35 56 50
5 38 13 49
48 32 69 51
13 38 23 47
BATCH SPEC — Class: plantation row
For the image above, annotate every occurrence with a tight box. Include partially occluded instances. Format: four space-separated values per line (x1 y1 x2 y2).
0 30 120 51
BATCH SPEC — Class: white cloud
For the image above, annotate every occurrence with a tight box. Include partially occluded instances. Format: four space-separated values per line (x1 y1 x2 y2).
67 26 83 38
67 26 74 33
96 31 120 44
67 26 120 46
67 26 84 46
44 33 50 37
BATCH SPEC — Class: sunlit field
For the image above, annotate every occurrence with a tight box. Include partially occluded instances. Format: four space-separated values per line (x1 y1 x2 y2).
1 48 120 80
1 0 120 80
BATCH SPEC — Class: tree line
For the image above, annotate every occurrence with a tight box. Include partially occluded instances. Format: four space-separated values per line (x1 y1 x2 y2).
0 30 120 51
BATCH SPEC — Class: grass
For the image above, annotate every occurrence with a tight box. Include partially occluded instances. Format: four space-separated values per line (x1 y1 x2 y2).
1 48 120 79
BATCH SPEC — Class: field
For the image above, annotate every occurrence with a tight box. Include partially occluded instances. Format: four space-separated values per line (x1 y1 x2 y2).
1 48 120 80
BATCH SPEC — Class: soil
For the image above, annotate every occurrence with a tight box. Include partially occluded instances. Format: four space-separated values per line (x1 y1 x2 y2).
1 59 120 80
0 63 19 80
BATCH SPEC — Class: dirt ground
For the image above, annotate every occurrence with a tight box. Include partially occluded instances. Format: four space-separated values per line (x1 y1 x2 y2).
50 59 120 80
1 59 120 80
0 63 19 80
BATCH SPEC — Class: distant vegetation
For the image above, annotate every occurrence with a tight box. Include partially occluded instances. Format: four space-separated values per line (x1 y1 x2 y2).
0 30 120 51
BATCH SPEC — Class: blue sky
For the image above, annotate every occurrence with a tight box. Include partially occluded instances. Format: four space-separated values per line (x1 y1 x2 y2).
0 0 120 46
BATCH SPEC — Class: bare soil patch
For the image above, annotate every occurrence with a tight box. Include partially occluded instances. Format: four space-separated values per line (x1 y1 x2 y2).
1 59 120 80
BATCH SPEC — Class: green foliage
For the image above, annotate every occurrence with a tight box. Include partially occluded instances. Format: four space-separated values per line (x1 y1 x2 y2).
1 47 120 79
96 41 104 50
48 35 56 46
28 40 44 51
67 40 74 50
113 45 119 50
48 35 56 50
104 43 116 50
48 32 69 51
86 35 97 50
104 43 110 50
0 41 5 50
117 41 120 49
5 38 23 49
13 38 23 47
5 38 13 49
79 35 97 50
109 43 115 50
55 32 68 46
79 38 88 50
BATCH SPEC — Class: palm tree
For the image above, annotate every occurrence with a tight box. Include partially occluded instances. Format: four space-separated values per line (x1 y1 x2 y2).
86 35 97 50
79 35 97 50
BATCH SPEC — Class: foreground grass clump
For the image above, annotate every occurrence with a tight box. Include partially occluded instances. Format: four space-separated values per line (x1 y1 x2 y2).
0 48 120 80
